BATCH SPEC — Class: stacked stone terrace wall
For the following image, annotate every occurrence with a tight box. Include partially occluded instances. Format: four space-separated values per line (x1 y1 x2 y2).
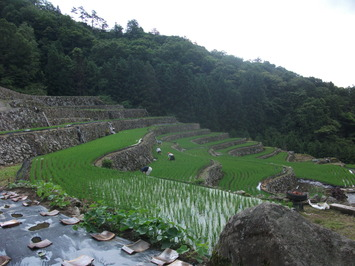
153 123 200 135
198 160 224 187
210 138 247 150
44 108 148 123
161 129 210 142
257 148 282 159
0 87 151 131
261 167 298 194
0 87 26 100
68 105 124 109
0 106 149 132
0 117 177 166
0 108 48 131
0 87 104 108
228 143 264 156
192 133 229 144
109 131 157 171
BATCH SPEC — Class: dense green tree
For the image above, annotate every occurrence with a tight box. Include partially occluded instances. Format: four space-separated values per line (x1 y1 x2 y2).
125 19 144 39
45 44 73 95
0 19 43 91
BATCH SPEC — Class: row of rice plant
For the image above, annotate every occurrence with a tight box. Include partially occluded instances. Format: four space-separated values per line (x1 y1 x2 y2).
156 129 210 140
29 126 262 252
203 138 244 148
89 174 261 251
149 141 210 183
163 134 354 191
172 133 227 150
29 125 354 253
166 137 281 194
216 155 282 194
263 152 355 187
30 127 149 186
217 141 259 154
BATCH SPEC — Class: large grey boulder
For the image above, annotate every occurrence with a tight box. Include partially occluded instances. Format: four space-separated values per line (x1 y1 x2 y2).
210 202 355 266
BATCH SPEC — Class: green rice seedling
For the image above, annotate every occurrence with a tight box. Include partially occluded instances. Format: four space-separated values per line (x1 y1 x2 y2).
250 147 278 158
29 124 354 254
88 174 261 252
157 129 210 140
263 152 355 187
203 138 243 148
172 133 226 150
217 141 259 154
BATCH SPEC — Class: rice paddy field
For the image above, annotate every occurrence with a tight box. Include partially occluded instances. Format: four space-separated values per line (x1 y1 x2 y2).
29 125 355 251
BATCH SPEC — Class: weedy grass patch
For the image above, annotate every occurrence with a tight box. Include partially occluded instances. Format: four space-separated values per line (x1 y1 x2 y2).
0 164 21 187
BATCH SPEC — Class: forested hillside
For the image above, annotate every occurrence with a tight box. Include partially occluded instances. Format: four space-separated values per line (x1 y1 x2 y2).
1 0 354 163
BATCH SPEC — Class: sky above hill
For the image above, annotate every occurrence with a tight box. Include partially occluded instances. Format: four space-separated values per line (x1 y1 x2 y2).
49 0 355 88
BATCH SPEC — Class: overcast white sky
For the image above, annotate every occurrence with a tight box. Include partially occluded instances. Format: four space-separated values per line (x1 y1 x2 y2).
49 0 355 88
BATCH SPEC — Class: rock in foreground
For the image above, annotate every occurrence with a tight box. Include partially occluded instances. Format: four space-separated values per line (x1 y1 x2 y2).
210 202 355 266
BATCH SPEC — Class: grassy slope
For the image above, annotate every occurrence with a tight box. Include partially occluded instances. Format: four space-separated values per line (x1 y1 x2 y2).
0 164 21 187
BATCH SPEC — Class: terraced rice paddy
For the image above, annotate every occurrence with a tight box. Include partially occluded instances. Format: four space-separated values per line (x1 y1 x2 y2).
29 127 261 251
29 126 355 251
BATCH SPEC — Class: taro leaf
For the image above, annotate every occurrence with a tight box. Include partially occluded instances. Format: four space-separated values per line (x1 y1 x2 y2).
177 245 190 255
161 239 172 249
166 227 179 237
136 227 147 235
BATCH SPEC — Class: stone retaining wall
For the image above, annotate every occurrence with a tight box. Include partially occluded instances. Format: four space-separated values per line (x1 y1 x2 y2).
48 104 124 110
261 167 298 194
0 87 143 131
154 123 201 135
228 143 264 156
257 148 282 159
287 151 295 162
0 87 104 107
0 108 48 131
210 138 247 150
109 131 157 171
161 129 210 142
0 117 177 166
192 133 229 144
0 87 27 100
0 107 149 132
44 108 148 121
48 118 92 125
198 160 224 187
